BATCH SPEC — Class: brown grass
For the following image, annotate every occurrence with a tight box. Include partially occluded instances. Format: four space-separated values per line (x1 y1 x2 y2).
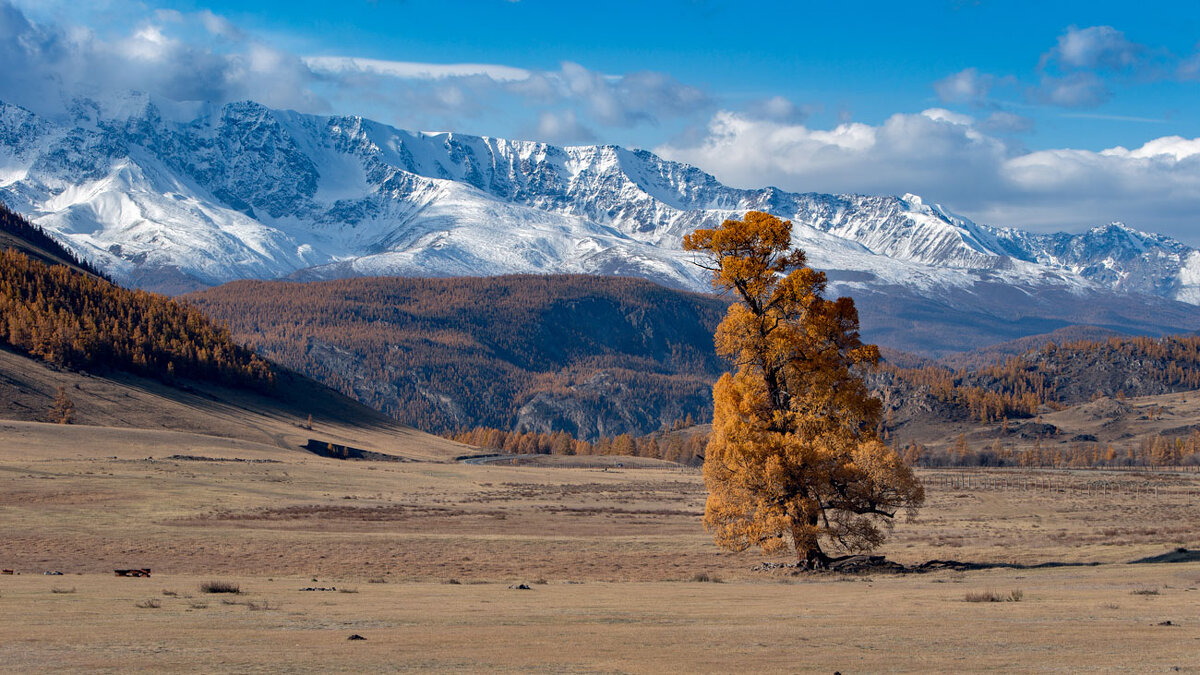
965 589 1023 602
1 413 1199 671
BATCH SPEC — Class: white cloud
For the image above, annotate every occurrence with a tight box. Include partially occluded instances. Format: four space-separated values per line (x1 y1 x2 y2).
532 109 595 144
933 68 994 105
0 1 325 115
1034 71 1110 107
658 108 1200 240
1045 25 1145 71
305 56 533 82
0 1 709 142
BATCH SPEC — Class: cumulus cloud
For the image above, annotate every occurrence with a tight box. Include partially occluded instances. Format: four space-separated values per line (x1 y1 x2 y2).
657 108 1200 240
0 1 325 116
0 1 710 141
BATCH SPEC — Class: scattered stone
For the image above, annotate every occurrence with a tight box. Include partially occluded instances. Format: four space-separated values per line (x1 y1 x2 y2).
43 571 63 575
1157 620 1175 626
300 587 337 592
508 583 532 590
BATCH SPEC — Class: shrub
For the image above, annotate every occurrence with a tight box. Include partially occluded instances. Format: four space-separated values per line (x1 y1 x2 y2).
200 580 241 594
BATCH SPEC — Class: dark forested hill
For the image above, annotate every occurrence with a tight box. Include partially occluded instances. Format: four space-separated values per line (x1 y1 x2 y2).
187 275 731 438
188 270 1200 442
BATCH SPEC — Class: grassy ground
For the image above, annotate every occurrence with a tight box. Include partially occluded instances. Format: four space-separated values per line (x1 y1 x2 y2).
1 567 1196 672
1 419 1198 671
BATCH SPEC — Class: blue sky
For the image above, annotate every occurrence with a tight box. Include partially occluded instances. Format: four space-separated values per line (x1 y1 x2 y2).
7 0 1200 240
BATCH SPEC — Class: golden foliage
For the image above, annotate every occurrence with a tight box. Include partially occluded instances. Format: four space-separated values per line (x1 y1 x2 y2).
685 212 923 566
448 426 709 464
0 248 274 387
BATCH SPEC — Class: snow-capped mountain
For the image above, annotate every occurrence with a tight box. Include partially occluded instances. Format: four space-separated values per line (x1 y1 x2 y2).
1 93 1198 351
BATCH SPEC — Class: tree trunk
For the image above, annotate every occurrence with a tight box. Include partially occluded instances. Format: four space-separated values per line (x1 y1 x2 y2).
799 545 831 569
793 516 829 569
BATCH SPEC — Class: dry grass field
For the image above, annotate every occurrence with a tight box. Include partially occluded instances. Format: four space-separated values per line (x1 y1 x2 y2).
1 413 1199 672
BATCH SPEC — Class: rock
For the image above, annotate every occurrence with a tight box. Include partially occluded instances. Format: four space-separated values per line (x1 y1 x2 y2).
347 634 367 640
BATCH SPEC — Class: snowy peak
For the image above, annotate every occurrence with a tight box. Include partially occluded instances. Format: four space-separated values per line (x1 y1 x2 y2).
0 95 1198 321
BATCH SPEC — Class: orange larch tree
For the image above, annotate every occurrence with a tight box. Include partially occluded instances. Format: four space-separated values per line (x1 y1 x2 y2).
684 211 924 568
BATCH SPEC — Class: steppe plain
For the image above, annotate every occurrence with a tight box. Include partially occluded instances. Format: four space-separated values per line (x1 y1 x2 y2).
1 353 1198 672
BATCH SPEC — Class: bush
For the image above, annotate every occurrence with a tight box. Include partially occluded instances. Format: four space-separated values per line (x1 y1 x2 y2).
200 580 241 594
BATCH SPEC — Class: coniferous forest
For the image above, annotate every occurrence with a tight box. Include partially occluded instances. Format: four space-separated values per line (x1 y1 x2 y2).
0 248 274 387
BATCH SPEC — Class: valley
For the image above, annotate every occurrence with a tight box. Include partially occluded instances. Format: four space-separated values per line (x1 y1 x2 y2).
1 408 1198 671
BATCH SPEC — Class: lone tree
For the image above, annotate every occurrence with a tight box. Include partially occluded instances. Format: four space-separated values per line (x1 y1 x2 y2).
48 386 75 424
684 212 923 568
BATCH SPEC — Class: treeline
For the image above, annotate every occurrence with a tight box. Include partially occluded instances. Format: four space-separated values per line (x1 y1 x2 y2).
187 275 729 436
448 426 709 465
901 432 1200 469
0 248 274 387
887 335 1200 423
0 204 109 279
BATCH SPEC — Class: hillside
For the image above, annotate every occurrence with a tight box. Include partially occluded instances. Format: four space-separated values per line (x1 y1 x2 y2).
0 213 466 460
186 275 730 439
0 202 107 278
186 272 1200 444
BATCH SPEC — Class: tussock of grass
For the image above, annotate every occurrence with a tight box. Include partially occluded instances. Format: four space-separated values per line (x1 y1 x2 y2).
50 587 76 594
200 580 240 594
965 589 1023 603
134 598 161 609
1131 587 1160 596
691 572 723 583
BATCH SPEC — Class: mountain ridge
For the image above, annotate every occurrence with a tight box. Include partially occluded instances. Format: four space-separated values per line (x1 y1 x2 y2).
1 93 1199 352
